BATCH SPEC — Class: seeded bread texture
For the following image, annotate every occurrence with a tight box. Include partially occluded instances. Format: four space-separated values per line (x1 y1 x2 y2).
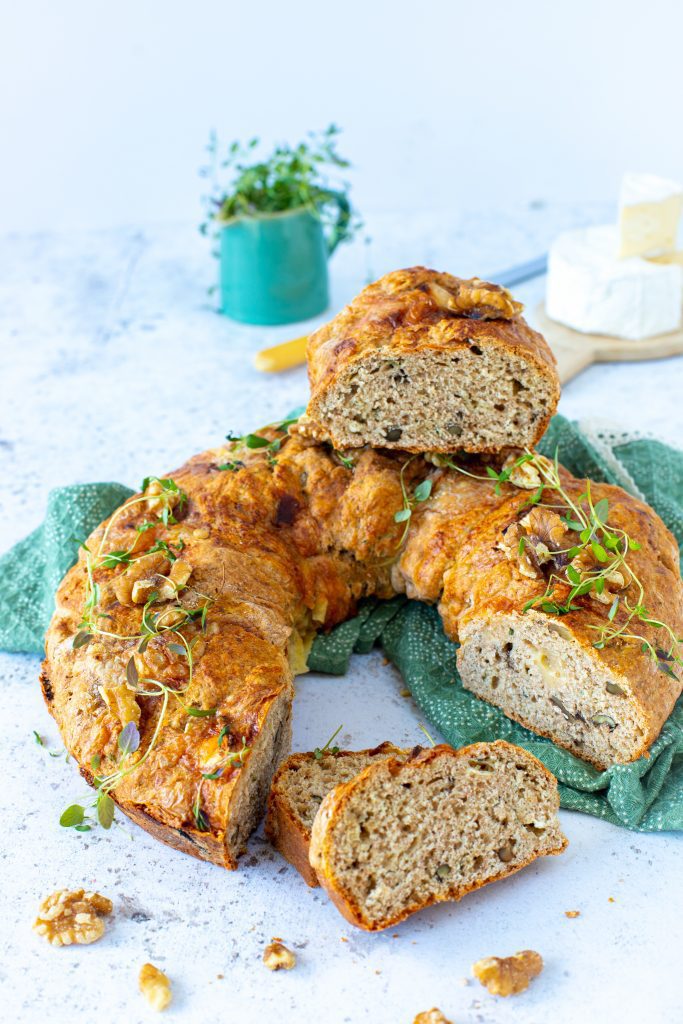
298 267 560 454
309 741 567 931
265 743 404 885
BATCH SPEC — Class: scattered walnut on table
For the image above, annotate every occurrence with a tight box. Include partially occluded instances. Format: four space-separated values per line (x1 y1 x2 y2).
33 888 113 946
472 949 543 996
263 939 296 971
139 963 173 1011
413 1009 453 1024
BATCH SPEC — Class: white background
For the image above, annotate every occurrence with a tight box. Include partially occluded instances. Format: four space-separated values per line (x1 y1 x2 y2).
1 0 682 232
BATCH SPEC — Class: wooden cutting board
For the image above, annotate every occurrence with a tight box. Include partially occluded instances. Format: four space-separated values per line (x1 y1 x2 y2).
534 303 683 384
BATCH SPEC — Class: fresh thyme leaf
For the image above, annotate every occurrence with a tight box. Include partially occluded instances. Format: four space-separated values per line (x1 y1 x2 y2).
72 631 92 649
33 730 44 746
202 768 223 780
593 498 610 524
629 538 642 551
566 565 582 585
118 721 141 757
185 706 217 718
413 479 433 503
608 596 620 621
91 754 101 771
167 642 186 657
97 792 115 830
591 541 608 563
313 724 343 759
394 508 412 523
74 824 92 832
245 434 270 449
60 804 85 828
333 450 354 470
217 725 230 746
99 550 132 568
126 657 139 688
217 461 244 472
518 536 526 555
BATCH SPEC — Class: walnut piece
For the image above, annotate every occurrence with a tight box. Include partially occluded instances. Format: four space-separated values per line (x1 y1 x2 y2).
501 452 545 490
413 1009 453 1024
99 680 141 729
131 558 192 604
500 508 570 579
139 963 173 1011
145 479 183 516
33 889 113 946
426 277 523 321
472 949 543 996
263 940 296 971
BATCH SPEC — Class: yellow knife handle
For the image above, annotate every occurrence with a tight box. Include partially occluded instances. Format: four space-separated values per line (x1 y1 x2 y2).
254 335 308 373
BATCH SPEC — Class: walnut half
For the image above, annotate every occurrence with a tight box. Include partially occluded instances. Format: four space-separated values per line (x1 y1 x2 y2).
413 1009 453 1024
33 889 113 946
139 963 173 1011
472 949 543 996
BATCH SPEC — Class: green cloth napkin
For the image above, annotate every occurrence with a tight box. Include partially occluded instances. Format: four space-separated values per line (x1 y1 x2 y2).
1 417 682 831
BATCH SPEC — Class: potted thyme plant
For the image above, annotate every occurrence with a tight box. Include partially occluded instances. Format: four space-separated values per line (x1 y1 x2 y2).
200 125 360 325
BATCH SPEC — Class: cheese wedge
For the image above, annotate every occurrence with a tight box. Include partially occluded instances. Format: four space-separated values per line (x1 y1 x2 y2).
618 173 683 259
546 225 682 341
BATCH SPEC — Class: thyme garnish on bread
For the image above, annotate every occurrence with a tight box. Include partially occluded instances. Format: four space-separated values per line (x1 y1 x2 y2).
61 476 218 834
440 449 683 680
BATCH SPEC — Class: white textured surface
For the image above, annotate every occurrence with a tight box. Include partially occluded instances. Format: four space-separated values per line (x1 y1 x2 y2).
1 207 682 1024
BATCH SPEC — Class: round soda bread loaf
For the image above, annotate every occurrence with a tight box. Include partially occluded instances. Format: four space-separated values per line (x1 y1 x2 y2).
296 267 560 454
42 429 683 866
308 741 567 931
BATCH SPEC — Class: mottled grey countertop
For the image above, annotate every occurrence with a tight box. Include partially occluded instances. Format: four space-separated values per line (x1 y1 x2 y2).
1 207 681 1024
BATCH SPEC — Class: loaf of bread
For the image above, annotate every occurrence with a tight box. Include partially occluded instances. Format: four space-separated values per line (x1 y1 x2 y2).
297 267 560 454
42 428 683 865
265 742 404 885
308 741 567 931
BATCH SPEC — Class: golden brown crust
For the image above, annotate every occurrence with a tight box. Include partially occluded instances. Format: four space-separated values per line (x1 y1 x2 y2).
265 742 404 886
309 742 568 931
301 267 560 453
439 477 683 767
43 428 683 866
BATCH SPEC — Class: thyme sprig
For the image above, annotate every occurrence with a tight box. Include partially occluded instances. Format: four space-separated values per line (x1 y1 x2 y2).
313 724 343 760
223 416 300 469
442 448 683 678
393 456 433 549
63 475 220 834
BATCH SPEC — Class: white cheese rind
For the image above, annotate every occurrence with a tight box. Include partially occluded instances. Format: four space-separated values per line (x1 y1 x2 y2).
618 172 683 259
546 225 682 341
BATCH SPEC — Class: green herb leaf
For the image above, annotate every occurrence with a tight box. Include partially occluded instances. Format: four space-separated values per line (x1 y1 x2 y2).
97 792 116 829
185 706 217 718
591 541 608 563
72 631 92 649
608 596 619 621
566 565 582 585
413 479 432 503
245 434 270 449
126 657 139 688
33 730 44 747
167 642 186 657
60 804 85 828
593 498 610 524
118 721 141 757
394 508 412 523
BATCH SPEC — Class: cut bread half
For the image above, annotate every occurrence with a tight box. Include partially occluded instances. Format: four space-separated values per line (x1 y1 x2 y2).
308 741 567 931
265 742 404 886
457 611 655 770
298 267 560 454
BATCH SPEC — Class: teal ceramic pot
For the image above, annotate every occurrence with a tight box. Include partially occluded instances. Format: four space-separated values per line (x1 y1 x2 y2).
219 197 350 326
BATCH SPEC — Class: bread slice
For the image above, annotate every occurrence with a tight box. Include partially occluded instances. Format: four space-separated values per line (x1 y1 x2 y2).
298 267 560 454
265 742 404 885
308 741 567 931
